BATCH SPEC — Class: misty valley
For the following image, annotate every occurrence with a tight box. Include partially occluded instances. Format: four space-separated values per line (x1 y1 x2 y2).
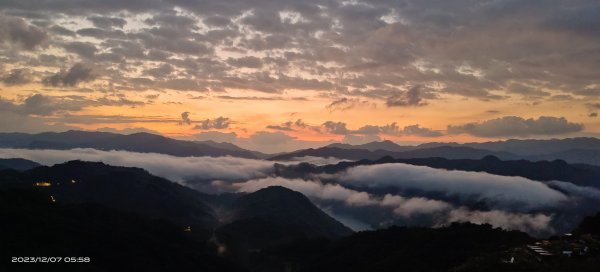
1 131 600 271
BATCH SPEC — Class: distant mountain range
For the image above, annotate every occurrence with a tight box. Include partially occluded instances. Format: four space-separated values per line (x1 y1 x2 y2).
0 130 261 158
1 131 599 165
270 145 519 161
272 138 600 166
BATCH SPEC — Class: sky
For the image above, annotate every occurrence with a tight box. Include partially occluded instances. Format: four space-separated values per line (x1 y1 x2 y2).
1 0 599 152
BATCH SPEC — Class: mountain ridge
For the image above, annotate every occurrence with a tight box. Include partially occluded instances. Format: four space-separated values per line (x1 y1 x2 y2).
0 130 259 158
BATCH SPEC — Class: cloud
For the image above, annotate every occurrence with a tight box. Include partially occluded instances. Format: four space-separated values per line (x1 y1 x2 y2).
20 94 82 115
447 116 584 137
0 147 568 234
235 177 378 207
49 25 76 37
339 163 568 210
234 176 450 216
87 16 127 29
203 15 231 27
0 148 274 186
42 63 96 87
0 16 48 50
400 124 444 137
355 123 443 137
322 121 442 138
156 78 204 91
443 208 553 233
249 131 295 145
63 42 97 59
1 93 145 116
381 194 451 217
179 112 191 125
342 134 381 145
226 56 263 68
0 112 77 133
386 85 427 107
322 121 350 135
284 156 350 166
266 119 307 131
0 94 83 115
2 68 32 85
193 116 230 130
548 181 600 201
194 131 238 143
143 63 173 78
1 0 599 104
232 176 554 233
326 98 372 112
506 83 550 97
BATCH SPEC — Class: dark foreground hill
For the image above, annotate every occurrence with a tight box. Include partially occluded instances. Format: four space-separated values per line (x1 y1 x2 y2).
279 223 531 272
0 189 242 272
0 161 355 241
0 160 219 230
247 214 600 272
216 186 353 251
0 158 40 171
0 161 354 270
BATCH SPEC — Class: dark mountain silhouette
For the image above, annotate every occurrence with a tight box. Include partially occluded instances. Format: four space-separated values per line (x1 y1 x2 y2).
274 155 600 188
453 137 600 156
270 145 519 161
575 212 600 236
0 158 40 171
196 140 270 159
302 137 600 165
327 137 600 155
0 162 354 256
0 130 258 158
216 186 353 251
396 146 519 160
327 140 417 152
527 149 600 166
263 223 531 272
455 213 600 272
0 189 242 272
0 161 218 229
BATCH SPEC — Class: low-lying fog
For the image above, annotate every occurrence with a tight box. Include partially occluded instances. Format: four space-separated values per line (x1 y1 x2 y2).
2 148 599 236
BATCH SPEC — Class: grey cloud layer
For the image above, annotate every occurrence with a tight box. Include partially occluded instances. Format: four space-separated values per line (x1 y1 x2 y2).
233 176 555 234
339 163 568 210
0 93 144 116
448 116 584 137
1 0 599 102
0 148 274 183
